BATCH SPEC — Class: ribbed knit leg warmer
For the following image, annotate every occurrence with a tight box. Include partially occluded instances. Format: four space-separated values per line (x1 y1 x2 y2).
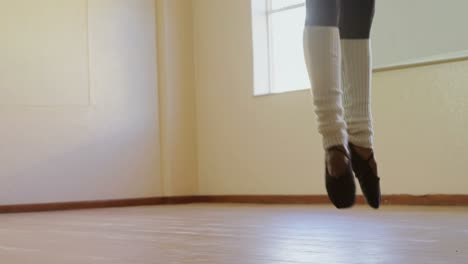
304 26 348 149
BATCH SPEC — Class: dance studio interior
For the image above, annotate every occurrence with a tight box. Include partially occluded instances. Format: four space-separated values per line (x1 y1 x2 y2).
1 0 467 263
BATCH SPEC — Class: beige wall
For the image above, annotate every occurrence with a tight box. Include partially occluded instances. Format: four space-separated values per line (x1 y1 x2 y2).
156 0 198 196
193 0 468 195
0 0 161 205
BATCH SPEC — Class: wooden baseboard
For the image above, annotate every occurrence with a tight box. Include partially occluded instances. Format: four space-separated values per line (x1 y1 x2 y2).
0 196 196 214
195 195 468 206
2 195 468 214
194 195 331 204
381 195 468 206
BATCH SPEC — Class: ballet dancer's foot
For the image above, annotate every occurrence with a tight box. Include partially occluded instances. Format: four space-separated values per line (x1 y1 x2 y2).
325 145 356 209
349 143 381 209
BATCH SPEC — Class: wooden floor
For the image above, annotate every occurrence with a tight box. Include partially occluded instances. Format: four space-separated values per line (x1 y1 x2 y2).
0 204 467 264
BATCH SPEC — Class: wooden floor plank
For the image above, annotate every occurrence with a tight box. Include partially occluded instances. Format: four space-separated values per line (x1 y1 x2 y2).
0 204 467 263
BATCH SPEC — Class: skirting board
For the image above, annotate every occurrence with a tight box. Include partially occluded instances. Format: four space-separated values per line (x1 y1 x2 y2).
0 197 194 214
196 195 468 206
1 195 468 214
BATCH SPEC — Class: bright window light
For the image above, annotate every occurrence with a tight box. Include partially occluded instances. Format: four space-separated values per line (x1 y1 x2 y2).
271 0 304 10
251 0 309 96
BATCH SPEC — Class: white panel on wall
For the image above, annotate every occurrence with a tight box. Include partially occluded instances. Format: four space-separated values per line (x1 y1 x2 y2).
0 0 161 204
372 0 468 68
0 0 90 106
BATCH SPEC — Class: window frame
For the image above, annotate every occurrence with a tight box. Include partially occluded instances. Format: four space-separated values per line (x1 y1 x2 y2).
251 0 307 96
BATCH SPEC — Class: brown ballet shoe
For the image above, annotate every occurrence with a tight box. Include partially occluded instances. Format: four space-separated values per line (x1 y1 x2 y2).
349 143 381 209
325 145 356 209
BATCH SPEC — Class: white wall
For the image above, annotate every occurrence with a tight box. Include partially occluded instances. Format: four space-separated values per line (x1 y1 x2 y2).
193 0 468 195
0 0 161 205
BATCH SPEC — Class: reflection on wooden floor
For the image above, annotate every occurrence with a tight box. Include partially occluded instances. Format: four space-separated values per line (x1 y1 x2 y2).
0 204 467 263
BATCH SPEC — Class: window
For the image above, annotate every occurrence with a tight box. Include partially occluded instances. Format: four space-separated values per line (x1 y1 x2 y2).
251 0 308 96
